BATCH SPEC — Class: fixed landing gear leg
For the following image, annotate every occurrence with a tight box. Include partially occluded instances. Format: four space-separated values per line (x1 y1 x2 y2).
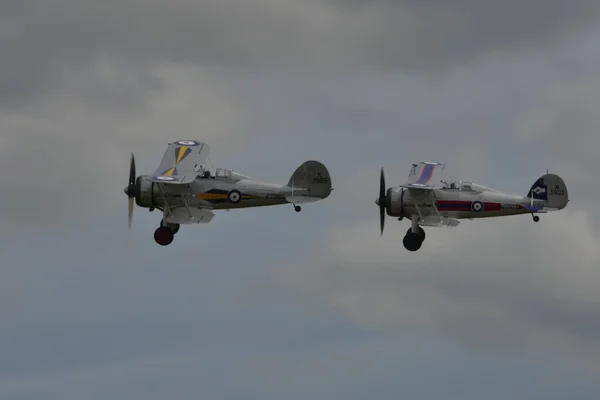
404 217 424 251
160 219 180 234
411 216 420 233
406 227 426 242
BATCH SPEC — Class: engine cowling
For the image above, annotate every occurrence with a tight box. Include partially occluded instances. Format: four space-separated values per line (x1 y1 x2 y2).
386 187 406 218
135 175 155 209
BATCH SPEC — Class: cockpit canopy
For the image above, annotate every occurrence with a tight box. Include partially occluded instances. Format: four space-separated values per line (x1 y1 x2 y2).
195 166 251 181
214 168 250 181
441 180 496 193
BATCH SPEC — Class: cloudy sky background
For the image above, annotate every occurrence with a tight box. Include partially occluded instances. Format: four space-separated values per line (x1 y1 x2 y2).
2 1 600 398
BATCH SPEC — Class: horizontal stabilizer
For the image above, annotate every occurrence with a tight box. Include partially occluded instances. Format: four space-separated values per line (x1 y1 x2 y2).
525 205 547 213
285 195 323 204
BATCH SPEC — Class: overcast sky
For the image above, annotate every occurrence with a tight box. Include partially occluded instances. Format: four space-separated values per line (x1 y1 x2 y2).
2 1 600 399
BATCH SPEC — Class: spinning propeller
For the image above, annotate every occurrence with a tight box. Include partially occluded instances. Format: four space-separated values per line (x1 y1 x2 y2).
124 153 137 229
376 167 387 236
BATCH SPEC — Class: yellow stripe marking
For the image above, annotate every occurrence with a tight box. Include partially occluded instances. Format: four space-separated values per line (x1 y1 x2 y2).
197 193 228 200
176 146 188 163
164 167 176 177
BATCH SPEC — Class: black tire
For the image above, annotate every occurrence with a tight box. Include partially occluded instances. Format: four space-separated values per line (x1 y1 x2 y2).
406 227 426 242
294 205 301 212
403 233 422 251
154 227 174 246
227 190 242 204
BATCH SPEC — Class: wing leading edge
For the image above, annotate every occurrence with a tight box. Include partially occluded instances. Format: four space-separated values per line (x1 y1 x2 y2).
150 140 210 184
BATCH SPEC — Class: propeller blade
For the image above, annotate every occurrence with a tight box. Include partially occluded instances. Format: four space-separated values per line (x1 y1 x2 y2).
129 153 136 188
379 167 386 236
380 167 385 204
380 201 385 236
128 197 134 230
126 152 136 229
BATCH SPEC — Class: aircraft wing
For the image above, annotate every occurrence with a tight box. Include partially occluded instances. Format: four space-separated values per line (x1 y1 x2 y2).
150 140 210 184
401 161 445 190
419 216 460 227
163 207 215 225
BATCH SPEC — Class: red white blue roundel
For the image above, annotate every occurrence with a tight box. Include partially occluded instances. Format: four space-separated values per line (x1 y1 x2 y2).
175 140 200 146
471 201 484 212
227 190 241 203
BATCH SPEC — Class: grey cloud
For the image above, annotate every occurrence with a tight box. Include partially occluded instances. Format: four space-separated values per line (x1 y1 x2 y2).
2 2 600 399
3 1 600 107
0 65 246 226
278 209 600 373
516 75 600 210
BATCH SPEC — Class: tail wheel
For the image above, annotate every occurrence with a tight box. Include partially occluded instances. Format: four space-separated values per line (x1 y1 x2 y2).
227 190 242 204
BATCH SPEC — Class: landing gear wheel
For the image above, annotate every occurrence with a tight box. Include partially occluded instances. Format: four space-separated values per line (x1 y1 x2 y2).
227 190 242 204
294 205 302 212
406 227 426 242
154 226 174 246
159 219 180 234
403 233 422 252
533 215 540 223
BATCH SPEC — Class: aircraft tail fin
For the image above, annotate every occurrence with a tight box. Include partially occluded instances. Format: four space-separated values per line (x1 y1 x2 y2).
526 173 569 210
287 160 332 200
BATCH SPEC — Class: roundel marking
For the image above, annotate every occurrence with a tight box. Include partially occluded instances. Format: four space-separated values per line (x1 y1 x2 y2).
175 140 200 146
228 190 242 204
471 201 484 212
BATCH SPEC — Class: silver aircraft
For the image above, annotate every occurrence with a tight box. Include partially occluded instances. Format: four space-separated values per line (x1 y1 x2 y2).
377 161 569 252
124 140 332 246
